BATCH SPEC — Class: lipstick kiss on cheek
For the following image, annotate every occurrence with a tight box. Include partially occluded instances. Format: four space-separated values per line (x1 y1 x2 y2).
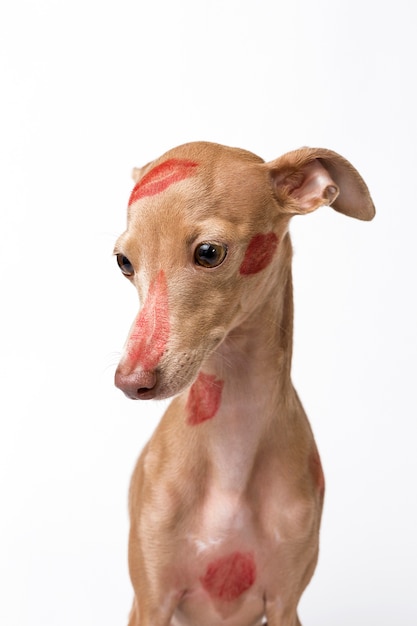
239 232 279 276
126 270 170 370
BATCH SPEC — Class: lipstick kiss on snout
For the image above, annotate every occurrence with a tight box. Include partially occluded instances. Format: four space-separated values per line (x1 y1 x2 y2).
114 270 170 400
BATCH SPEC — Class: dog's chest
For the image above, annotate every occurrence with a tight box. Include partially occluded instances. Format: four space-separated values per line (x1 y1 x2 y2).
171 489 268 625
191 488 255 556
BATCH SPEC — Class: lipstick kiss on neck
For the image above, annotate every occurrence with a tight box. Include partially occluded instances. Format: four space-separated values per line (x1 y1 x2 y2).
186 372 224 426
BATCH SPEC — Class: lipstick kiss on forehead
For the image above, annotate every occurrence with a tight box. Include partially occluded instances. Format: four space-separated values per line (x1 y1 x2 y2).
128 158 198 206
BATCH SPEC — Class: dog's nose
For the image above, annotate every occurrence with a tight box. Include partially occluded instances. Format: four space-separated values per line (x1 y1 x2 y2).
114 368 157 400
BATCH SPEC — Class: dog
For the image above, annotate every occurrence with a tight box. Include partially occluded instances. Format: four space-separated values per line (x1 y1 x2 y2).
113 141 375 626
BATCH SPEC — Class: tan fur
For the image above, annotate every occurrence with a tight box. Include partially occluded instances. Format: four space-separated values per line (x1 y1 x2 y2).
113 141 375 626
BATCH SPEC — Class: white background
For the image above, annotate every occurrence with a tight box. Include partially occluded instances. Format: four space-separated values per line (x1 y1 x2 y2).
1 0 416 624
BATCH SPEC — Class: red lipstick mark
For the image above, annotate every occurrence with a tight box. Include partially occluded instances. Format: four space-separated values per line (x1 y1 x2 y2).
310 449 325 499
128 158 198 205
186 372 224 426
201 552 256 602
126 270 170 370
239 232 278 275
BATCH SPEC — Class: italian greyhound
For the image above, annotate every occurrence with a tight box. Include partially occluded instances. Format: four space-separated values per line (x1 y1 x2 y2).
114 141 375 626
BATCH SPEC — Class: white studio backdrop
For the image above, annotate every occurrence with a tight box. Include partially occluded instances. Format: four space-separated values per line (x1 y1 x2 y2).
1 0 416 624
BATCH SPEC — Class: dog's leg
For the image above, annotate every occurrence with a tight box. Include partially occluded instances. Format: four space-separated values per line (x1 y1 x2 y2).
126 587 177 626
127 598 138 626
262 615 301 626
127 516 180 626
126 442 189 626
264 609 302 626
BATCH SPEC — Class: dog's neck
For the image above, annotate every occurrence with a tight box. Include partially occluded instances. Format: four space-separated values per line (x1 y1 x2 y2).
208 233 294 400
192 238 296 492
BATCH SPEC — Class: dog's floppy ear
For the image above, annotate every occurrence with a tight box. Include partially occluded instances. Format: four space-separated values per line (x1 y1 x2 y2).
267 147 375 221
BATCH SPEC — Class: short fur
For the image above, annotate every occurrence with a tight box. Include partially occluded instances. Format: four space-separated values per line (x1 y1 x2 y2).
114 141 375 626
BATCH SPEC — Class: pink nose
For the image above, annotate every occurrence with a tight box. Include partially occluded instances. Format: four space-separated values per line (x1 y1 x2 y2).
114 367 157 400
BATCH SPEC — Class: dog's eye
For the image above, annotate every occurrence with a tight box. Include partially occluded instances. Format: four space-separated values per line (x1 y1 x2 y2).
116 253 134 277
194 242 228 268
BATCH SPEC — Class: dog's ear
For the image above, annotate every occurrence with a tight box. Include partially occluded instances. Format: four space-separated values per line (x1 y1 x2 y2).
131 161 154 183
267 147 375 221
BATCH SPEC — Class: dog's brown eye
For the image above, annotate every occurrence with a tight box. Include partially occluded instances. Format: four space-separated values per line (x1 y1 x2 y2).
194 242 228 268
116 253 134 277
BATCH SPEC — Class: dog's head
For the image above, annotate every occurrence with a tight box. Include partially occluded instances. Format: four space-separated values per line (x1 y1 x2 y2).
114 142 374 400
